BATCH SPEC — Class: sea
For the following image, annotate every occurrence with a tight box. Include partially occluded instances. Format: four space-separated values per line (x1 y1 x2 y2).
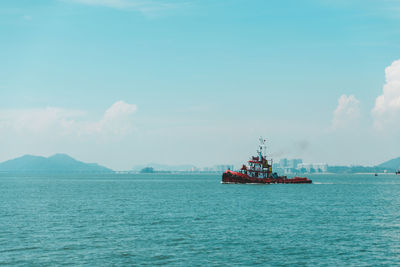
1 173 400 266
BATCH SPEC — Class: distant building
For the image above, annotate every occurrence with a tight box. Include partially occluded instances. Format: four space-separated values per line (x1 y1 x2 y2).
272 163 280 170
215 165 234 172
297 163 328 173
297 163 313 172
276 158 303 174
313 163 328 172
140 167 155 173
279 158 288 168
190 167 200 172
287 159 302 169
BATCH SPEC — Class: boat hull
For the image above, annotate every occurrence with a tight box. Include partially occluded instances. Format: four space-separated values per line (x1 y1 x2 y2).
222 170 312 184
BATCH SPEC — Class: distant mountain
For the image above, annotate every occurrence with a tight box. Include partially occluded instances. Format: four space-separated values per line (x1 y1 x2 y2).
132 163 197 172
328 157 400 173
0 154 114 173
377 157 400 170
327 165 387 174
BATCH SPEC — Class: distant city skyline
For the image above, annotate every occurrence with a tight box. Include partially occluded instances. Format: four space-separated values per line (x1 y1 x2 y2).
1 0 400 170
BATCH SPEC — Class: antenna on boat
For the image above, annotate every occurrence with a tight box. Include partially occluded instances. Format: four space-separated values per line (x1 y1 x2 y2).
259 137 266 157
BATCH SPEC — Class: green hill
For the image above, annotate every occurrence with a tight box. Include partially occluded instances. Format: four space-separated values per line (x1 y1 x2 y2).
0 154 113 173
377 157 400 170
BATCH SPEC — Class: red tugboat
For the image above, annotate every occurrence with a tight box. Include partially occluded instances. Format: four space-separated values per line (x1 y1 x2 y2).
222 138 312 184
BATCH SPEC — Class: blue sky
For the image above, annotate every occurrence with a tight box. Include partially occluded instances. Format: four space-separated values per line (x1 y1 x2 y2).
1 0 400 170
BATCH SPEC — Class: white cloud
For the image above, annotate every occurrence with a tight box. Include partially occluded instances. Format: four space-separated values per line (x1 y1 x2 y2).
372 59 400 129
0 107 84 136
332 94 360 129
84 100 137 135
0 101 137 138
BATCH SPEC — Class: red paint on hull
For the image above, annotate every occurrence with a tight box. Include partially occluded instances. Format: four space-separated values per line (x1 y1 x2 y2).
222 170 312 184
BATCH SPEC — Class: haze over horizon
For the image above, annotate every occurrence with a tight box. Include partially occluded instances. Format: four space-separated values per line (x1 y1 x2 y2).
1 0 400 170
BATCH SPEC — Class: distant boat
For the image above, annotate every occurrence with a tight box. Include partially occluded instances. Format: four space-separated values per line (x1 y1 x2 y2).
374 173 378 176
396 170 400 175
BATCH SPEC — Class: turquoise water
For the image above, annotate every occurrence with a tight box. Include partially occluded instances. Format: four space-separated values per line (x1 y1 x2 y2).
1 173 400 266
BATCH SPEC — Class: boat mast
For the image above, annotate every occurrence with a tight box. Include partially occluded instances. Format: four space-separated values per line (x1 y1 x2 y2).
259 137 268 178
